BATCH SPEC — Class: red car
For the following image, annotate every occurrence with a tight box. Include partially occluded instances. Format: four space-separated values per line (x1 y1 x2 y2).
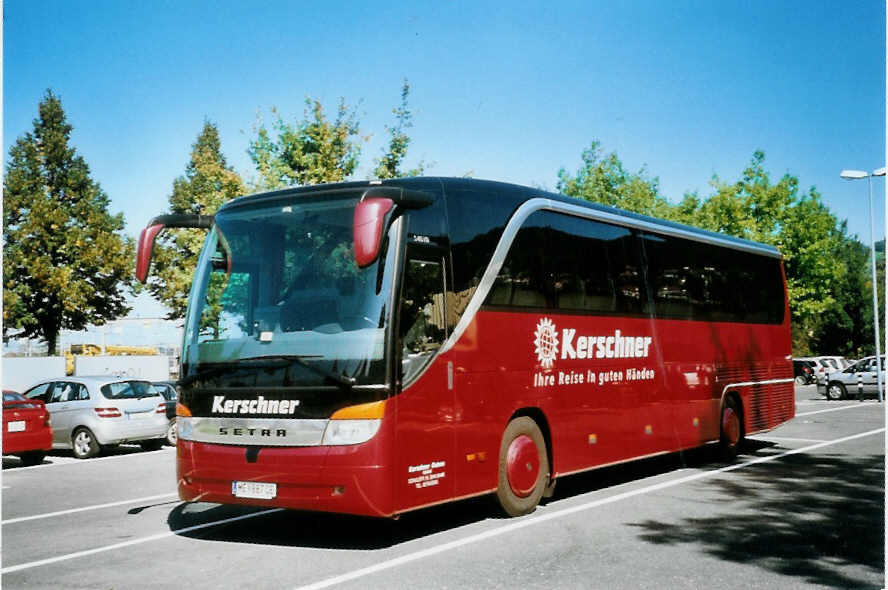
3 390 52 466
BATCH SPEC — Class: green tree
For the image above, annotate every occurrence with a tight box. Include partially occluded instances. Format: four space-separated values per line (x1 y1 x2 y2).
3 90 133 353
374 79 427 179
806 238 873 356
249 98 363 190
556 141 673 218
147 121 246 319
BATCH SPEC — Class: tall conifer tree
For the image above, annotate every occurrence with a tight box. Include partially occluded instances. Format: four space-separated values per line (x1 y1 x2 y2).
147 121 245 318
3 90 133 353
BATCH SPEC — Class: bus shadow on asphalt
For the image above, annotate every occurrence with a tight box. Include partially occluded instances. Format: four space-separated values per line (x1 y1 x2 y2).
628 451 884 588
165 443 774 550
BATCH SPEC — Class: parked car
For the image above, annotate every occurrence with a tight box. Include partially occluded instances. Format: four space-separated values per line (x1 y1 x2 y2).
818 355 850 370
819 355 886 400
2 390 52 466
151 381 178 446
22 376 168 459
797 357 841 386
793 359 815 385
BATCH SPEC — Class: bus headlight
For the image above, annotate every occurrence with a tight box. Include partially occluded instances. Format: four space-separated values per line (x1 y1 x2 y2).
321 400 385 445
321 419 381 445
178 417 194 441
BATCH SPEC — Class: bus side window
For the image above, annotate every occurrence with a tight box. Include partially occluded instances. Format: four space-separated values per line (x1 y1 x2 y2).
400 258 447 384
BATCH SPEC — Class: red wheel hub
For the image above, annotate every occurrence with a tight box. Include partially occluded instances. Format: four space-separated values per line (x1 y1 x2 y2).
722 406 740 447
506 434 540 497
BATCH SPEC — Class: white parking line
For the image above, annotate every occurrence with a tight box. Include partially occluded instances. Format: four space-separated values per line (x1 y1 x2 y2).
2 492 179 525
796 403 879 417
3 427 883 578
0 508 284 574
292 427 885 590
749 436 828 443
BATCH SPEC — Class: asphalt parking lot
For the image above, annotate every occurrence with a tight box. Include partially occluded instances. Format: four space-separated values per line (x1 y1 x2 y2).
2 384 884 589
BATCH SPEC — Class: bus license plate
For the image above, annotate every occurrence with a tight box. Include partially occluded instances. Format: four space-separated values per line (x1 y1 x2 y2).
232 481 277 500
7 421 25 433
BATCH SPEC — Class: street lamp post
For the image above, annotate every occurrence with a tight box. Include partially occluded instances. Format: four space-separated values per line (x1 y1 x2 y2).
841 168 886 403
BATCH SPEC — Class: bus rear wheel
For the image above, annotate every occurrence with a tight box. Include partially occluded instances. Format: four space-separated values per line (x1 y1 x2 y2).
718 396 743 462
495 417 549 517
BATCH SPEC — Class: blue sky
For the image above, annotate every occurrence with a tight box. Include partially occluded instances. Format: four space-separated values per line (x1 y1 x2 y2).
4 0 886 329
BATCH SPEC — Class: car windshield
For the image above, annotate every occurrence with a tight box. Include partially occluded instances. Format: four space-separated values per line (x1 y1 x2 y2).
181 193 397 388
846 358 885 372
3 392 25 402
100 381 156 399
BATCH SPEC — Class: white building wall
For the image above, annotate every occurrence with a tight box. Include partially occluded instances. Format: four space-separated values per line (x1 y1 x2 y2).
74 356 170 381
2 357 67 392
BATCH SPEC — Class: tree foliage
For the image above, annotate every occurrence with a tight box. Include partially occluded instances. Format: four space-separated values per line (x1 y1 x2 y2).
556 142 674 219
374 79 427 179
248 98 363 190
147 121 245 319
3 90 133 353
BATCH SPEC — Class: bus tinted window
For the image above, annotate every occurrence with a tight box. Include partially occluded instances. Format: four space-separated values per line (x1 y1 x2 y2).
639 231 785 324
487 211 784 325
485 210 644 315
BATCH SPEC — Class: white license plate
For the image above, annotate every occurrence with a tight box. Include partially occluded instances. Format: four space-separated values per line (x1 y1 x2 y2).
232 480 277 500
128 412 153 420
7 421 25 433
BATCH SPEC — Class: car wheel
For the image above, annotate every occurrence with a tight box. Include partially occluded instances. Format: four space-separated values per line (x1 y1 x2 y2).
495 416 549 517
826 382 846 401
718 396 743 462
165 419 177 446
794 375 807 385
140 439 164 452
72 427 100 459
18 451 45 467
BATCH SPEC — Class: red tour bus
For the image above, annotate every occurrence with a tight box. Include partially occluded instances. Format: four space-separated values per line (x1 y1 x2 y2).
136 178 793 518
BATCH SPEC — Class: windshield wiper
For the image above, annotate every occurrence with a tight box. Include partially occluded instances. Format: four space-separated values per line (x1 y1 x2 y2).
179 355 357 389
239 355 357 389
178 363 243 387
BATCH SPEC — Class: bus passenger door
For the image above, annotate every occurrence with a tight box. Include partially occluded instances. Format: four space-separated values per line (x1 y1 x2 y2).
394 252 456 512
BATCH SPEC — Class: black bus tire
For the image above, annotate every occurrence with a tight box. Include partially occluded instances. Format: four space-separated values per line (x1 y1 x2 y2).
495 416 549 517
718 396 743 462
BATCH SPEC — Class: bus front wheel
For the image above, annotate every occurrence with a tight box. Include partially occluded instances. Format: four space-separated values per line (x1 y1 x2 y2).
495 417 549 517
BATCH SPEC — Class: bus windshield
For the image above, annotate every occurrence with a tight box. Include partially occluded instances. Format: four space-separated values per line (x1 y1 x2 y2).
181 194 396 388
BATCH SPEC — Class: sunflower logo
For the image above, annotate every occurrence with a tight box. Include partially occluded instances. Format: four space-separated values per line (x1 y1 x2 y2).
533 317 559 369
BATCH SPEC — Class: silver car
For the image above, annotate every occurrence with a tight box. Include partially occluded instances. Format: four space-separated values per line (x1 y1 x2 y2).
818 356 885 400
23 376 168 459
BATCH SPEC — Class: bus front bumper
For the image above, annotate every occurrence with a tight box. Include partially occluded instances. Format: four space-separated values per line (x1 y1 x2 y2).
176 438 393 518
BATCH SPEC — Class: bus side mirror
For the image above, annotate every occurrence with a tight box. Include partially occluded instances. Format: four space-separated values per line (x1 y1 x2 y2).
135 214 214 283
135 223 165 283
353 198 394 268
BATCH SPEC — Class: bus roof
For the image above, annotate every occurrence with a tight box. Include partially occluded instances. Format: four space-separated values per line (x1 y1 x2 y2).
218 177 781 259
